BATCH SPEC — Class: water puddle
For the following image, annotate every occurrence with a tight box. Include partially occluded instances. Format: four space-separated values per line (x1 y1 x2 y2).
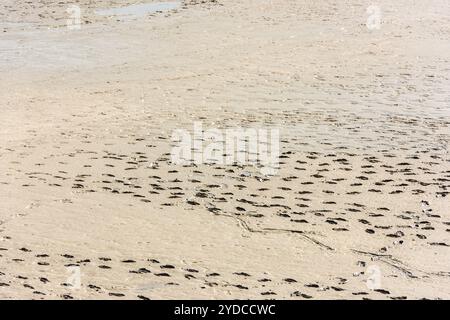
95 2 180 18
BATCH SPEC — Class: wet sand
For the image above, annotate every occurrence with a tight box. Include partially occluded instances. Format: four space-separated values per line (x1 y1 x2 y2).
0 0 449 299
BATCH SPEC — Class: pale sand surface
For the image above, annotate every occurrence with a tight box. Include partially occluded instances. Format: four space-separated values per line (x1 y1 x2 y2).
0 0 449 299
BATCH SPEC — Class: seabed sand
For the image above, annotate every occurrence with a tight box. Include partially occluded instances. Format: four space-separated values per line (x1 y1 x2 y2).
0 0 450 299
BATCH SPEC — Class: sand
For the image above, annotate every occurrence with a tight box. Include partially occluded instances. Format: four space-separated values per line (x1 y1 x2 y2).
0 0 449 299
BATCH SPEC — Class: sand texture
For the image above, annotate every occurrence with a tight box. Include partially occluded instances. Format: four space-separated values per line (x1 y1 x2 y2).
1 0 449 299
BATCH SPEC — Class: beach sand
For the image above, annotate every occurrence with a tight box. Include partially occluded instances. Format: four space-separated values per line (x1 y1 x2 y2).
0 0 449 299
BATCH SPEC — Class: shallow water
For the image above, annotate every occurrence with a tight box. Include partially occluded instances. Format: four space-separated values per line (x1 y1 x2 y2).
95 2 180 18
